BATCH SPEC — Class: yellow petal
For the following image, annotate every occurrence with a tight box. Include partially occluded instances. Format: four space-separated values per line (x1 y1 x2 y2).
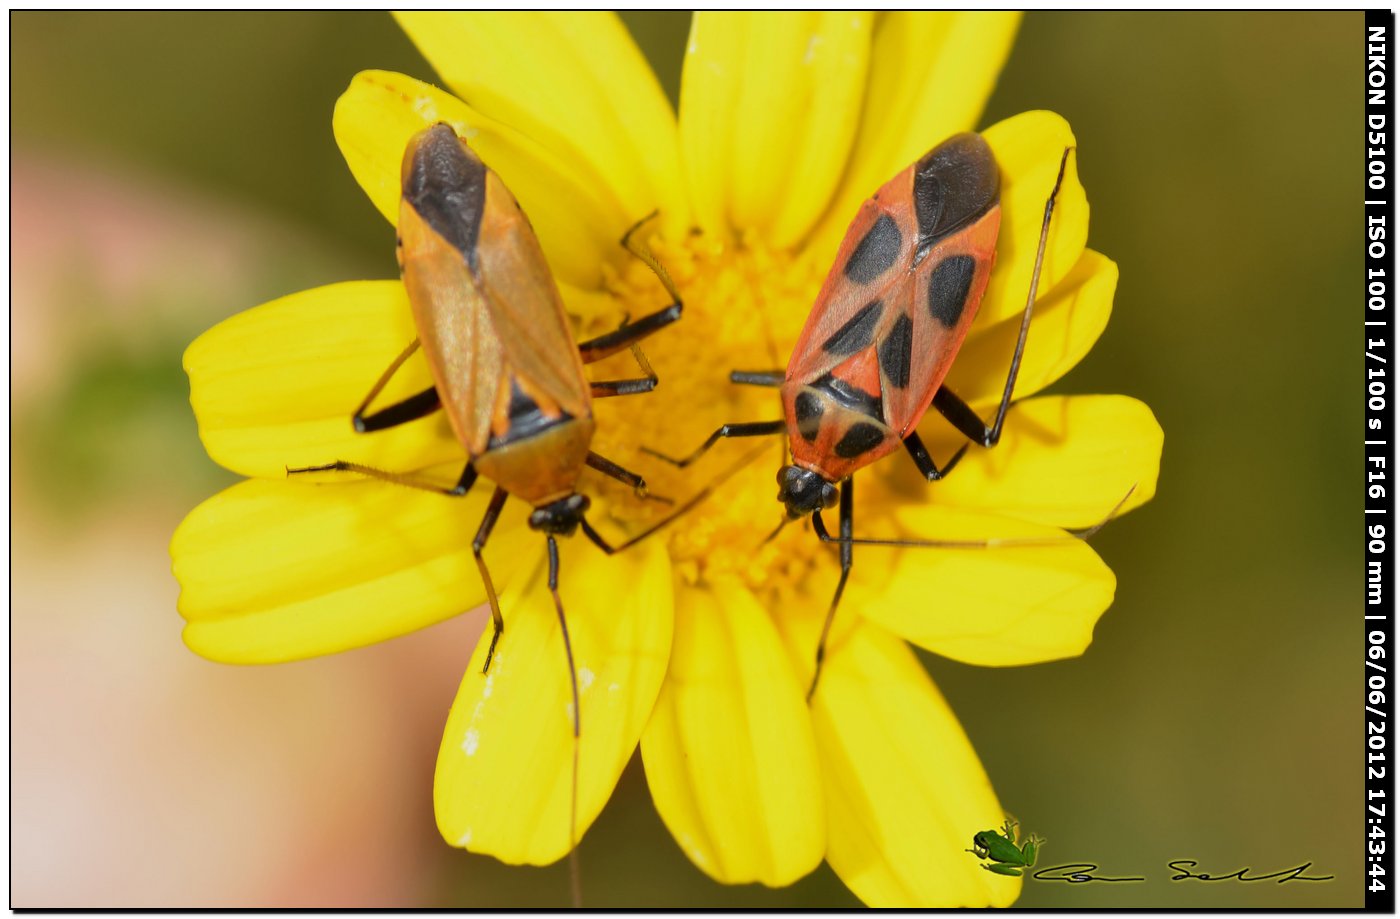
172 472 536 663
640 579 824 886
394 12 689 237
942 249 1117 406
184 281 461 479
921 395 1163 529
806 12 1021 260
435 539 673 864
679 12 875 245
976 111 1088 327
333 70 623 288
777 615 1017 907
865 506 1115 667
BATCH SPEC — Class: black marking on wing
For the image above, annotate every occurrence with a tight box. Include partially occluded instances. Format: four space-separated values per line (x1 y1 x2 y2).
843 214 903 284
879 314 914 390
834 422 887 458
810 372 883 421
927 255 977 329
488 380 570 449
794 391 824 442
913 133 999 261
403 124 488 273
822 299 884 356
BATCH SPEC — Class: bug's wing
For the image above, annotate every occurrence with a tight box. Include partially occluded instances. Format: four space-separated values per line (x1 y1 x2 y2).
881 208 1001 434
475 173 591 428
790 133 1004 436
399 207 507 459
787 184 923 389
398 140 587 459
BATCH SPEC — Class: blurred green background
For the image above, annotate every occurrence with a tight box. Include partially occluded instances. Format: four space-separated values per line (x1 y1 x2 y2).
11 11 1360 908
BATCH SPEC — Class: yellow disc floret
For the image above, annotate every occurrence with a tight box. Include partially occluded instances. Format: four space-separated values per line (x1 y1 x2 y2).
582 231 827 601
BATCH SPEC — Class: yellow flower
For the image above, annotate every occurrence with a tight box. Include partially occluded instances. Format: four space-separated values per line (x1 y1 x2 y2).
171 11 1162 907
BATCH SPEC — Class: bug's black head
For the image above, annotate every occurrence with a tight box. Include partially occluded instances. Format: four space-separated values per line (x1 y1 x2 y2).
528 494 591 536
776 465 838 519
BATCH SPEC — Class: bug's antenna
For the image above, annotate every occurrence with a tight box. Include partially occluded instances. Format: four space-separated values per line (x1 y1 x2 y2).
546 536 583 909
986 145 1074 447
1071 483 1137 538
763 515 793 544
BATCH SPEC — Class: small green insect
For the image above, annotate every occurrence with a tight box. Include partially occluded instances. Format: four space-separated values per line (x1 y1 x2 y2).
966 818 1044 876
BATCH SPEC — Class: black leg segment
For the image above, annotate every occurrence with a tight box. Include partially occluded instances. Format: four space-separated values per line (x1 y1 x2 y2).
355 386 442 433
576 304 682 364
808 477 855 701
585 450 668 502
903 429 969 481
729 369 785 387
642 419 786 468
350 338 444 433
476 486 509 675
591 378 657 398
587 311 667 397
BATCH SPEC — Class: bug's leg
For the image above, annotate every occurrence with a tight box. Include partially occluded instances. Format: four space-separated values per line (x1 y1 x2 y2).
475 486 510 675
808 477 855 702
592 363 785 398
579 518 617 555
356 388 441 433
642 420 786 468
585 451 670 504
902 429 970 482
349 338 444 433
621 210 682 309
287 459 476 497
933 147 1073 449
575 212 685 366
575 306 682 365
729 370 785 387
580 441 773 556
590 377 656 398
589 335 663 398
578 488 701 554
544 534 584 908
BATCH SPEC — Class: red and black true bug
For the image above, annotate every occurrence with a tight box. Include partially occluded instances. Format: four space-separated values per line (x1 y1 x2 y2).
288 123 685 895
648 132 1078 697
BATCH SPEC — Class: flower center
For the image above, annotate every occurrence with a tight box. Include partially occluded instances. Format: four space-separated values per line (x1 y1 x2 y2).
583 231 828 600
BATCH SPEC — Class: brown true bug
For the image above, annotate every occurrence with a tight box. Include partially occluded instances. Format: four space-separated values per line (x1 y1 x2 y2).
288 123 686 899
648 133 1089 698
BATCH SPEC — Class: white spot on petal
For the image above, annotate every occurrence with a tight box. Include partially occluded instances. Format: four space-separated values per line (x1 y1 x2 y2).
457 828 473 847
411 97 439 121
578 667 595 693
608 682 620 693
462 728 479 756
